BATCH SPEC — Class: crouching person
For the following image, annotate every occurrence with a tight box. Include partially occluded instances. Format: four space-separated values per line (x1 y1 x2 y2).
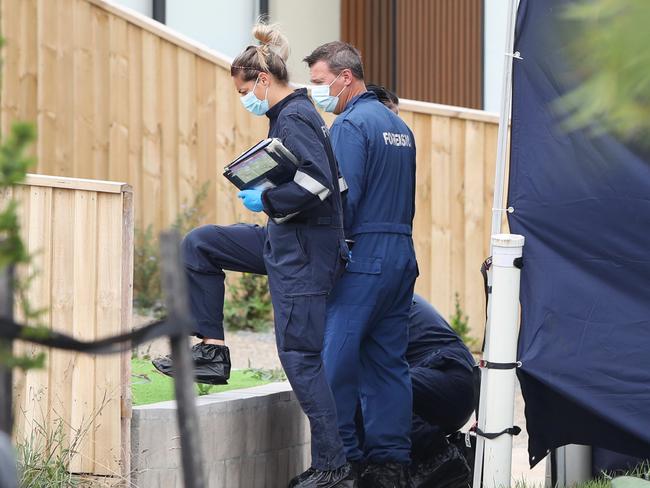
407 294 475 488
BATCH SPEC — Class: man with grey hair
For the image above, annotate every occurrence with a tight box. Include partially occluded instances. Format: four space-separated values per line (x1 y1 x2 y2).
301 41 418 488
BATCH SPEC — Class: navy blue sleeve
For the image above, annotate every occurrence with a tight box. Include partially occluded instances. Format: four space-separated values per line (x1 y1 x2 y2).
329 119 367 232
261 114 335 218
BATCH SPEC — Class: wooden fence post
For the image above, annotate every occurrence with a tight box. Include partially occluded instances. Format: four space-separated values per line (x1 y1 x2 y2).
0 266 14 435
159 231 206 488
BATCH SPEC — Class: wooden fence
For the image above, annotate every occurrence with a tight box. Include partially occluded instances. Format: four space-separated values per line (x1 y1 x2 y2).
5 174 133 479
0 0 504 338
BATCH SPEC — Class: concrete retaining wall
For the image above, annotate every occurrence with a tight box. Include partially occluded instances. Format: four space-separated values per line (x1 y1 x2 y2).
131 382 310 487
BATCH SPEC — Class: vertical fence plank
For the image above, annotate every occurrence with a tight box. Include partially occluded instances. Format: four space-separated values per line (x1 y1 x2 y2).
141 32 162 232
412 113 432 300
215 68 237 225
450 118 466 318
94 193 123 476
430 115 452 318
464 120 486 337
36 0 59 176
108 15 130 183
92 5 110 181
483 123 499 255
197 59 217 225
18 0 38 133
127 25 143 230
21 187 53 436
70 190 98 473
11 185 31 439
119 189 134 481
48 188 76 453
177 49 198 218
72 0 94 179
0 0 19 133
399 110 415 135
0 0 38 133
160 41 179 228
55 0 75 177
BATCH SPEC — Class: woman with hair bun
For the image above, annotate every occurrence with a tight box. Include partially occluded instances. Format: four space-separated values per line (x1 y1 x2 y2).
153 22 353 488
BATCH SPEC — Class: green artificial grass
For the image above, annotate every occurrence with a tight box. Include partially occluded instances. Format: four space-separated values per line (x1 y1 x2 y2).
513 476 650 488
514 481 611 488
131 358 274 406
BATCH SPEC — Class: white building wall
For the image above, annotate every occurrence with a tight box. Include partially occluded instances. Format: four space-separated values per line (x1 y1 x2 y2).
166 0 258 59
483 0 510 113
111 0 152 17
269 0 341 84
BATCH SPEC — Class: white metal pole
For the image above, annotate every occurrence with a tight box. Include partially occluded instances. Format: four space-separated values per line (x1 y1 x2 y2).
490 0 519 241
480 234 524 488
475 1 520 486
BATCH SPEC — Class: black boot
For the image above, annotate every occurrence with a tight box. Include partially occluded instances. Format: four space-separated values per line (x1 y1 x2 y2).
290 460 361 487
410 442 471 488
152 342 231 385
288 463 355 488
359 462 413 488
288 468 315 488
347 460 364 484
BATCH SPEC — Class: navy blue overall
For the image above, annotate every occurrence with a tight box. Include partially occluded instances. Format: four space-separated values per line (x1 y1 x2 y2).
182 89 348 470
407 295 475 460
324 92 419 465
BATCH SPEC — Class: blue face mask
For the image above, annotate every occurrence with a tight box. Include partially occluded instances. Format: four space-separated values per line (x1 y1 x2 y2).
310 73 346 113
240 76 269 116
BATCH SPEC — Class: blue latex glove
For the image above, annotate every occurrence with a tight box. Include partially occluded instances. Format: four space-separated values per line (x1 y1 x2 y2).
237 189 264 212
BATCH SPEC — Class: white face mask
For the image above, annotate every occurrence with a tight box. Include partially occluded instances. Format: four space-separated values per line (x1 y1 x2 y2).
310 72 346 113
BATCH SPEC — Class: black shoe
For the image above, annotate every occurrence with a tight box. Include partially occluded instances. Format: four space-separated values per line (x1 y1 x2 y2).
289 463 354 488
151 343 231 385
293 460 361 487
359 462 413 488
448 431 476 480
410 442 471 488
288 468 315 488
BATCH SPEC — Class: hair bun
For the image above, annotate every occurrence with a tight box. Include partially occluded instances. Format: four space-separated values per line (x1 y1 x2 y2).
252 22 289 62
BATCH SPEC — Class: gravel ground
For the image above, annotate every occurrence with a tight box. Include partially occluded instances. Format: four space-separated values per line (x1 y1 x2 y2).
133 314 546 484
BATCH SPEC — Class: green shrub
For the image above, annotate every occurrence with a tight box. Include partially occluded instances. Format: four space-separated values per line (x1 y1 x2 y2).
133 225 163 316
16 418 80 487
224 272 273 332
133 182 209 317
450 292 477 349
0 121 47 371
244 364 286 382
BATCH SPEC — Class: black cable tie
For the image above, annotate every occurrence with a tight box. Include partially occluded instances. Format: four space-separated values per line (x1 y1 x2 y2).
473 425 522 440
479 359 522 370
